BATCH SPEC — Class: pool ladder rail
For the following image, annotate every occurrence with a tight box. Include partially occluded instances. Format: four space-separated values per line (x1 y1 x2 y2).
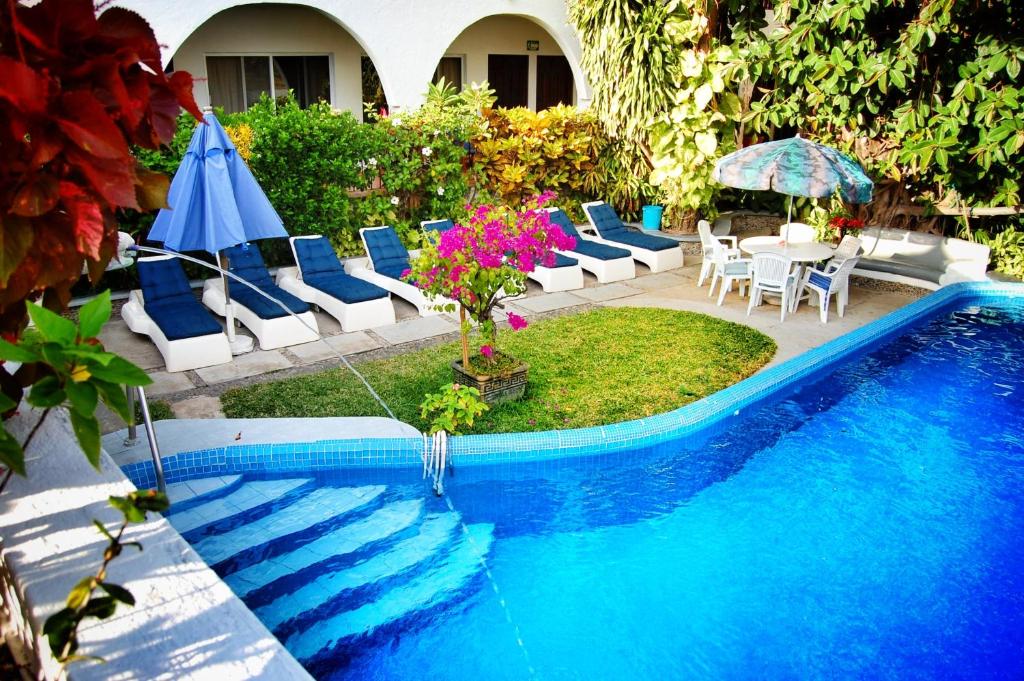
124 385 166 495
423 430 451 496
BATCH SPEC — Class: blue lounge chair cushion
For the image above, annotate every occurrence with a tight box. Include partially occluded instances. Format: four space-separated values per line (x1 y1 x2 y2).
423 219 454 234
304 272 389 304
587 203 679 252
363 227 411 280
549 209 631 261
807 271 833 291
292 237 389 304
137 258 222 341
604 230 680 252
223 243 310 319
545 253 578 268
293 237 345 277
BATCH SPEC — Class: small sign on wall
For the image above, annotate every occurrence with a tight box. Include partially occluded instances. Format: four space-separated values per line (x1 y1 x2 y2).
526 40 540 51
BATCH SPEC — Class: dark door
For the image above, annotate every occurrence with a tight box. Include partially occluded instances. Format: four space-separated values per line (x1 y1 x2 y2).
536 55 574 110
488 55 529 108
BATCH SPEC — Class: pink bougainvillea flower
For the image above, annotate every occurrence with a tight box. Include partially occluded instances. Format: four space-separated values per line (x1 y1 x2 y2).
400 268 411 279
507 313 528 331
480 345 494 358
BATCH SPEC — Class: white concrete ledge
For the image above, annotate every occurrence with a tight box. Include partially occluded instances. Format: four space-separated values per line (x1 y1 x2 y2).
103 417 421 466
0 407 312 680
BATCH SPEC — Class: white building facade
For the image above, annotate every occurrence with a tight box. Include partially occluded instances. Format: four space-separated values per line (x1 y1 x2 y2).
116 0 591 116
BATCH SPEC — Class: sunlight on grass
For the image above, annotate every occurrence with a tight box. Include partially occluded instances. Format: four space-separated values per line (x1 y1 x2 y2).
220 307 776 433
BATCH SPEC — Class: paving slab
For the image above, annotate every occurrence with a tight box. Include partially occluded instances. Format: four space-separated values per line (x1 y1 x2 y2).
194 349 293 384
573 283 643 302
145 370 196 396
624 271 688 291
171 395 225 419
511 291 587 313
371 315 458 345
287 331 385 364
99 319 165 371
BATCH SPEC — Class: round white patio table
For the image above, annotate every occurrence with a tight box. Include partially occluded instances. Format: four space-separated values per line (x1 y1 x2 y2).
739 236 835 307
738 235 835 263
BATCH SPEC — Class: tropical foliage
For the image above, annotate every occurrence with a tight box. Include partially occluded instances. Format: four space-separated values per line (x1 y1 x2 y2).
0 0 201 333
569 0 1022 242
471 106 607 217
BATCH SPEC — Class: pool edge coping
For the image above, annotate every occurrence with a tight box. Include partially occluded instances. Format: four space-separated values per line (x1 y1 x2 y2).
121 281 1024 487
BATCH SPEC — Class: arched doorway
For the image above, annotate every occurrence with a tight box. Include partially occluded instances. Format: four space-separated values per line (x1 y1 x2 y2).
434 15 581 111
168 3 385 117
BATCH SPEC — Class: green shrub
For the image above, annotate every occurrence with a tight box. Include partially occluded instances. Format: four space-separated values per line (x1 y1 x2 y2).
974 223 1024 280
471 106 607 216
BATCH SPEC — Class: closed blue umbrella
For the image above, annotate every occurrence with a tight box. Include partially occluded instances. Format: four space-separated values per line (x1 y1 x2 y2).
149 110 286 352
713 135 873 225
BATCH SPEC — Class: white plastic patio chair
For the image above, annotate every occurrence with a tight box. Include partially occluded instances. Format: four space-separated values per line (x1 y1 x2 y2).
698 219 739 287
816 235 862 273
708 239 752 306
747 252 799 322
797 256 861 323
780 222 817 243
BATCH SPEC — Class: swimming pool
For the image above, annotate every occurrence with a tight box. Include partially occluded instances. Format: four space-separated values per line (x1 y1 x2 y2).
163 291 1024 679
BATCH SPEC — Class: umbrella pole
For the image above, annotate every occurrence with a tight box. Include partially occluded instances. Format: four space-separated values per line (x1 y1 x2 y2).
786 195 794 227
218 251 254 355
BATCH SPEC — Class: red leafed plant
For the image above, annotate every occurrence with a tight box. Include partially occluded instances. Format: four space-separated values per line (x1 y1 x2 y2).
0 0 202 335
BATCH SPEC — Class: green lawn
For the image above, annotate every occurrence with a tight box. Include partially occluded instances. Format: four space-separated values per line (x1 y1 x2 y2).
220 307 776 433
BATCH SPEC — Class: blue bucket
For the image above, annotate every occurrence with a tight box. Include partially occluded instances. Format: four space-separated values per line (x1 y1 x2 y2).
642 205 664 230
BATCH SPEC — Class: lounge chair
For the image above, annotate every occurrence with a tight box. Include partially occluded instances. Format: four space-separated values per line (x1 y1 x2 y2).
201 243 319 350
353 226 450 315
420 218 454 235
546 208 635 283
797 255 861 323
581 201 683 272
121 256 232 372
421 217 584 293
277 236 396 332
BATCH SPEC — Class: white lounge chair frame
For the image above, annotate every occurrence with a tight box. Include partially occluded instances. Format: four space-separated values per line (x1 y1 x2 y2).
581 201 684 273
527 261 585 292
545 208 635 283
352 226 450 316
121 256 232 373
201 279 320 350
276 236 397 332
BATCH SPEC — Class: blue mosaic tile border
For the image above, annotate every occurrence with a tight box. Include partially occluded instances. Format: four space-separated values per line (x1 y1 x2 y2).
121 281 1023 488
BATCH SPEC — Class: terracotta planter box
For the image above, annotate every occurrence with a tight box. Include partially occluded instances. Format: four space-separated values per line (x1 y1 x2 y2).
452 356 528 405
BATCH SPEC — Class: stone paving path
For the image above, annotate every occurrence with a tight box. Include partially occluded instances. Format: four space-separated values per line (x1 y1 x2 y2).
97 262 924 433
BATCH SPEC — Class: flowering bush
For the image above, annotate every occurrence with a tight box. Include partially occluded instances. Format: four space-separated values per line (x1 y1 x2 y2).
404 192 575 373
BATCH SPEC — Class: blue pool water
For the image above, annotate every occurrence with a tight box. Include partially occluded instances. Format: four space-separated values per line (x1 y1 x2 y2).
168 301 1024 680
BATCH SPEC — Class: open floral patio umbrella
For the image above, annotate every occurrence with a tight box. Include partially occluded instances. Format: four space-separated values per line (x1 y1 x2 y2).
148 109 286 354
712 135 874 225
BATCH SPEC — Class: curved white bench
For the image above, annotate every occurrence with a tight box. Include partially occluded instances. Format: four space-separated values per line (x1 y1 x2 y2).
853 227 990 290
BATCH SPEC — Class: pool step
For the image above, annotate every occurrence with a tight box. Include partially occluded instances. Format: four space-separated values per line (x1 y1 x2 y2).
190 485 385 566
165 478 312 535
225 499 425 599
255 511 460 631
285 522 494 662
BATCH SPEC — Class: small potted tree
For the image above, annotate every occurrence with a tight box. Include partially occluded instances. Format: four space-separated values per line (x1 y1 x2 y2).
404 193 574 404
